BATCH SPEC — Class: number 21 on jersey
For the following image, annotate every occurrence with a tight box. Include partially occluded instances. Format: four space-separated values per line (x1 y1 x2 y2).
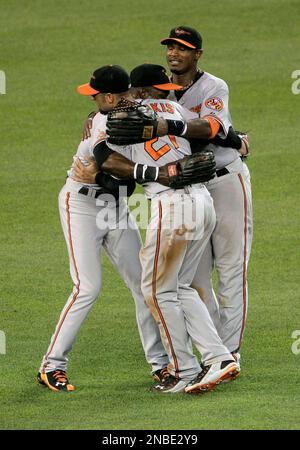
144 135 179 161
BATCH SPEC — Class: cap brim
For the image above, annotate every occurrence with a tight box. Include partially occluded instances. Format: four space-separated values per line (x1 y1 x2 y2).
153 82 183 91
160 38 196 49
76 83 100 96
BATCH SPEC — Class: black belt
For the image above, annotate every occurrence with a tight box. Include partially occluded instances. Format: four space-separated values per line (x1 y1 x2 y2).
216 168 230 177
78 186 105 199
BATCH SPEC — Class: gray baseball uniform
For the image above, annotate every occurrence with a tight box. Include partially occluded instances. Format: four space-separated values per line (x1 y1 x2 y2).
106 98 234 380
40 112 168 375
169 72 253 353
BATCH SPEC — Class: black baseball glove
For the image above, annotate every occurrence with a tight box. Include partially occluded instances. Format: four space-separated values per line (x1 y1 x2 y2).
164 151 216 189
106 99 158 145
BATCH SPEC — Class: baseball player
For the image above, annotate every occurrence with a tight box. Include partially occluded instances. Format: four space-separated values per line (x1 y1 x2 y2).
36 65 171 392
74 63 239 394
158 26 253 368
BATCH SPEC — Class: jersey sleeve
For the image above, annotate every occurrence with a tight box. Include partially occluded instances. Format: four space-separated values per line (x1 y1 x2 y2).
175 103 198 121
90 113 108 151
200 79 232 137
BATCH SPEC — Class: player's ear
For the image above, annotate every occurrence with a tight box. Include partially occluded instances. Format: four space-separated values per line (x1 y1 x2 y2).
140 88 149 100
105 93 116 105
195 49 203 62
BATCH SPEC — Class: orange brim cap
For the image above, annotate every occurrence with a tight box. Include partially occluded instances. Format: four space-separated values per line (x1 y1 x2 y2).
153 82 183 91
76 83 100 96
160 38 196 49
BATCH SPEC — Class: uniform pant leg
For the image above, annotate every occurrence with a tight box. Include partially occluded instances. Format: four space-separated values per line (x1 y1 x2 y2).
177 188 232 365
40 186 104 372
191 239 221 332
140 193 200 380
103 200 169 372
194 160 253 353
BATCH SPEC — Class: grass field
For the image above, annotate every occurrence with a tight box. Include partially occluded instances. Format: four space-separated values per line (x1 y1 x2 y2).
0 0 300 430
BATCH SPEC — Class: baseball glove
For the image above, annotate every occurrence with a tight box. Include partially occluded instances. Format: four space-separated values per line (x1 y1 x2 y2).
165 151 216 189
106 99 158 145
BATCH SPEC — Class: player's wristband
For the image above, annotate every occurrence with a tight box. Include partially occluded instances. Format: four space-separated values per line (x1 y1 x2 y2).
133 163 159 184
212 126 242 149
166 119 187 137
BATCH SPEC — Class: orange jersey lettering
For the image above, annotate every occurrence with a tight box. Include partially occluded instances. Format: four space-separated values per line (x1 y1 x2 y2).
190 104 201 114
149 102 175 114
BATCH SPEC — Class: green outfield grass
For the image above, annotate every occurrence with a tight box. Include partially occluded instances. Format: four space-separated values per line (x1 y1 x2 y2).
0 0 299 430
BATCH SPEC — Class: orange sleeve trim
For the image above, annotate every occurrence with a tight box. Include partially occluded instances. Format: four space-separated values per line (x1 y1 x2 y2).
204 116 220 139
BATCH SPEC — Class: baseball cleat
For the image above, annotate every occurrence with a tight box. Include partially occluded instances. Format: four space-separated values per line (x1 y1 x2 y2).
36 370 75 392
150 374 189 394
232 352 241 372
185 360 240 394
35 372 46 387
222 352 241 383
152 367 170 383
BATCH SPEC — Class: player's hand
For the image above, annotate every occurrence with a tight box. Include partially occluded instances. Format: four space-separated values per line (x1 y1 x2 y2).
72 156 99 184
82 112 97 140
237 132 250 157
156 118 168 137
156 166 170 187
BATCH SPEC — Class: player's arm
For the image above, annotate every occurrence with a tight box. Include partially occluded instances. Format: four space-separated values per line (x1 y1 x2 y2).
93 141 167 184
156 116 218 140
72 156 136 197
106 102 247 153
154 117 249 155
73 141 216 188
72 144 164 184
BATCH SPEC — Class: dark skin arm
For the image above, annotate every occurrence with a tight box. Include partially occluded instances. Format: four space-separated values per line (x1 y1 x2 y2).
102 153 170 185
157 117 212 140
157 118 249 155
72 153 170 186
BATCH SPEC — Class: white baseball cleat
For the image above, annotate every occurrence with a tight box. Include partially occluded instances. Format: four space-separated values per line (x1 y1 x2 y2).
184 360 240 394
232 352 241 372
222 352 241 383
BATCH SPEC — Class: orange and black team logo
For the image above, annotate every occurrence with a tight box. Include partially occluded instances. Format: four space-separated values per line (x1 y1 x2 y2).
205 97 224 112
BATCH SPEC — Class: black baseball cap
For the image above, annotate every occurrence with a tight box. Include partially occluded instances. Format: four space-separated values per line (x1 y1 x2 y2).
77 65 131 95
130 64 182 90
161 26 202 50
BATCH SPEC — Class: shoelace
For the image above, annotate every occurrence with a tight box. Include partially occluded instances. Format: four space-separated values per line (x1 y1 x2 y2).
160 368 170 381
197 364 210 381
52 370 68 383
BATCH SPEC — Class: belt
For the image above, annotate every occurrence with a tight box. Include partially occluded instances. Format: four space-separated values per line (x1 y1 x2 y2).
78 186 105 199
216 167 229 177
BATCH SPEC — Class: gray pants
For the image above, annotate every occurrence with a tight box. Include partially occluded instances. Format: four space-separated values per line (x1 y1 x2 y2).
140 186 233 380
40 178 168 374
192 158 253 353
